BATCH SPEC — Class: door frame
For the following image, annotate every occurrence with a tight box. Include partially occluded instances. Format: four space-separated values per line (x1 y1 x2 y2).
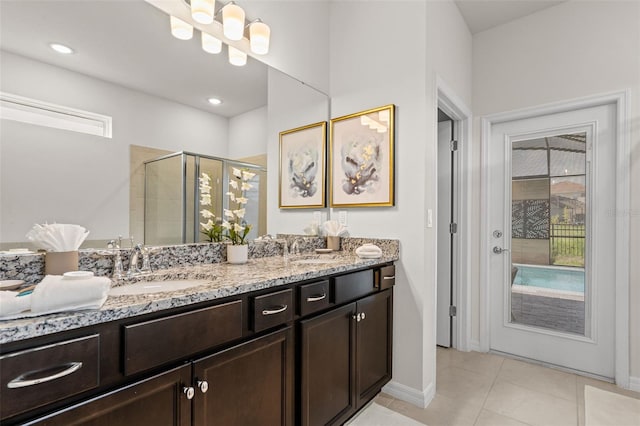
479 90 631 387
436 76 472 351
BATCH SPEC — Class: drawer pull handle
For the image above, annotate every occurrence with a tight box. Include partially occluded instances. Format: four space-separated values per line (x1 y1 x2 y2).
383 276 395 280
262 305 288 316
7 362 83 389
306 293 327 302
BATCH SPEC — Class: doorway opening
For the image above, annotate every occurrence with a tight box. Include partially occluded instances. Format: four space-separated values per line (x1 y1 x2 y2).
436 108 456 348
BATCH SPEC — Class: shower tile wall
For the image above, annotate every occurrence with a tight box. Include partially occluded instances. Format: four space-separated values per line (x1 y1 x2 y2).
129 145 171 244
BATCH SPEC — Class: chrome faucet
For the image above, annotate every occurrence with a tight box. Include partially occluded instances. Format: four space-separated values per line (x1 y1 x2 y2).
107 237 124 280
128 243 152 278
289 238 303 256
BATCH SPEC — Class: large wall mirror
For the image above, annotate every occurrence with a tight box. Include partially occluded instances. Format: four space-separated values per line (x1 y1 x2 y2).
0 0 328 249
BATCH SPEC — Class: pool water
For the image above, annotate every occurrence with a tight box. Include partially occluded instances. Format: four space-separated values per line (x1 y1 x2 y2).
513 265 585 293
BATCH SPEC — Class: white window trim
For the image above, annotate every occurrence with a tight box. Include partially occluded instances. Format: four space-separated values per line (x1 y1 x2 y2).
0 92 112 138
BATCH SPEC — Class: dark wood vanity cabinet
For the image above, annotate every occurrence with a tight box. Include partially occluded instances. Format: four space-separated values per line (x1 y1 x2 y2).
3 263 394 426
25 364 193 426
300 289 393 426
193 327 293 426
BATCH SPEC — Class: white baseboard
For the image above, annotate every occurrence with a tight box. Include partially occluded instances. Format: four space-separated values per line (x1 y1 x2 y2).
469 339 482 352
629 376 640 392
382 380 435 409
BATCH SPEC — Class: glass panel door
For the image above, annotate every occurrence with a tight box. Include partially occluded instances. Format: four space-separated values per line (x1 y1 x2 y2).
510 132 587 335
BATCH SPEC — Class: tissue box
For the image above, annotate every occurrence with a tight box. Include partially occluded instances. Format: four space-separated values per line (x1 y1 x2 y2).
45 251 79 275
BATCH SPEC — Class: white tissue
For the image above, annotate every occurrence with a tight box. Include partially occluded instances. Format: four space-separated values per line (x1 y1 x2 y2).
355 243 383 259
0 291 32 318
323 220 348 237
26 223 89 252
30 275 110 314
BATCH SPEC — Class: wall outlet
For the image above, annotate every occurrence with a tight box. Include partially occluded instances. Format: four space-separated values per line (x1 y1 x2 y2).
338 210 347 227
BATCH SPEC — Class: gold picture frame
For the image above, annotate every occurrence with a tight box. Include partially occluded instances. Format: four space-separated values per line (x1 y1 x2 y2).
279 121 327 209
329 104 395 207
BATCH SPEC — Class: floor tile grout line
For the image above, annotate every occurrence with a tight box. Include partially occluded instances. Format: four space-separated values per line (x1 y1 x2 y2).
482 407 537 426
472 355 506 425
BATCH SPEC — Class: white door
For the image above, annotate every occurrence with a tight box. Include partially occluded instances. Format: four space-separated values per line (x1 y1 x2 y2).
437 120 453 347
488 104 615 378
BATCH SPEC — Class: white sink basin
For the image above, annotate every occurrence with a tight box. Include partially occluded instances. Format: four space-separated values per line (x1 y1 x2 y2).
291 258 338 265
109 279 209 296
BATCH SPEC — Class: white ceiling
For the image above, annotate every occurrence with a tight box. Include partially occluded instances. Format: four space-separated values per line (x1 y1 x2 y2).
0 0 268 118
455 0 566 34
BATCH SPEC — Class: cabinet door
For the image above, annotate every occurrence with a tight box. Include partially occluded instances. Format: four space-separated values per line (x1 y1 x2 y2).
300 303 356 426
192 327 293 426
26 364 192 426
356 289 393 408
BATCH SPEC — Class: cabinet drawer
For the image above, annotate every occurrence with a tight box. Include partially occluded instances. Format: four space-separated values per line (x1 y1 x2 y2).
0 334 100 420
124 300 242 376
377 265 396 289
252 288 293 332
333 269 375 305
298 280 330 317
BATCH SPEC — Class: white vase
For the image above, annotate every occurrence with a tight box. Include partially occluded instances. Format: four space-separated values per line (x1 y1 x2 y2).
227 244 248 264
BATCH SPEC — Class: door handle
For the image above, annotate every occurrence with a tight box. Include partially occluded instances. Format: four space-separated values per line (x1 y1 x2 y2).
493 246 510 254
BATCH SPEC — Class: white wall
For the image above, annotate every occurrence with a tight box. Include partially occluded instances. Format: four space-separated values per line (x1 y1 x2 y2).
0 51 228 243
321 0 471 405
240 0 330 94
471 0 640 378
228 106 268 159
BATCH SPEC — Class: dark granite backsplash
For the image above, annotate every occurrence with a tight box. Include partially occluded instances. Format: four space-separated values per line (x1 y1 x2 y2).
1 237 398 285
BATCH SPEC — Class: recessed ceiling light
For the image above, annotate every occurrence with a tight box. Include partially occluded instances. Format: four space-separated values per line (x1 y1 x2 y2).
208 98 222 105
49 43 74 54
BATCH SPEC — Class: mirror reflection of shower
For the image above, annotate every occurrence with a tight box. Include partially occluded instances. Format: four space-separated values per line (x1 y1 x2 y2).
144 152 266 245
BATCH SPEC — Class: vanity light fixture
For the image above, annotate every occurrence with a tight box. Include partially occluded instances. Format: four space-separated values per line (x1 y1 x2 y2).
201 32 222 54
228 45 247 66
249 19 270 55
222 2 245 41
208 97 222 105
162 1 271 65
170 15 193 40
49 43 74 54
191 0 215 24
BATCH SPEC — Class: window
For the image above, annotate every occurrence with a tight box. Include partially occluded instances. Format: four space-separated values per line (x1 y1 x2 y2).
0 92 112 138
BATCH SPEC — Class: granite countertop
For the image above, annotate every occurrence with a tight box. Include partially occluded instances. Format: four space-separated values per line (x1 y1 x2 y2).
0 253 397 345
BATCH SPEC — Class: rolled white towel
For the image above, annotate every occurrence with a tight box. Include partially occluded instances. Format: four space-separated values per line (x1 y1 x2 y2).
355 243 383 259
31 275 111 314
0 291 32 318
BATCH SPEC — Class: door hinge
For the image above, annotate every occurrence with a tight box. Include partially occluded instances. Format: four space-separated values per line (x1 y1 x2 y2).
449 306 457 317
449 223 457 234
450 140 458 151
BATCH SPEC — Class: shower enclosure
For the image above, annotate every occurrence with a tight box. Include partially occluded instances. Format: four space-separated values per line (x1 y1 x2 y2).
144 152 266 245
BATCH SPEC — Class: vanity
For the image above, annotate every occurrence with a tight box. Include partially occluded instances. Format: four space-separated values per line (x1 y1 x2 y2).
0 247 397 425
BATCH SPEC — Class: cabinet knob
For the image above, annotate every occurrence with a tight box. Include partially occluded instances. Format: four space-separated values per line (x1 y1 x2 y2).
352 313 361 322
183 386 195 400
361 312 366 321
197 380 209 393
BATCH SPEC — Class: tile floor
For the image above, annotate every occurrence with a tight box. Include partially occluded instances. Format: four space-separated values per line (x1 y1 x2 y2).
373 347 640 426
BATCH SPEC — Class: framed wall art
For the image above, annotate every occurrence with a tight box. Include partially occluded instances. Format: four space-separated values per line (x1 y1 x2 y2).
279 121 326 208
329 104 395 207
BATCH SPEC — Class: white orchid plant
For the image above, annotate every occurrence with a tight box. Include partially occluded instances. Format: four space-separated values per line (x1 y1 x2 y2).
223 167 255 245
199 172 223 242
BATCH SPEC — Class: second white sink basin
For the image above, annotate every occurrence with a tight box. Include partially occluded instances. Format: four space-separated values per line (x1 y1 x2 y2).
109 279 209 296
